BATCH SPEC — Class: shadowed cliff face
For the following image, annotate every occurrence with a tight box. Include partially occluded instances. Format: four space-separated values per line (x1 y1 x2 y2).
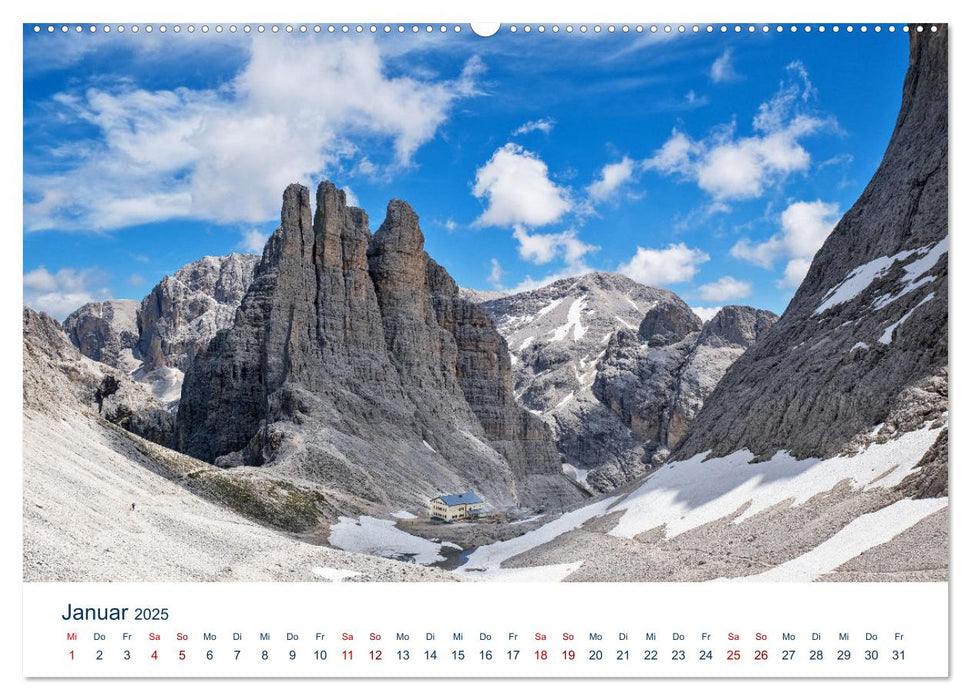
176 182 579 511
674 26 948 463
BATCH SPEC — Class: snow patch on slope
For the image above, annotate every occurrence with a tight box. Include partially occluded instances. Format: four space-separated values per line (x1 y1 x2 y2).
562 463 591 488
131 366 185 406
455 424 943 580
328 516 451 565
549 295 588 342
872 237 948 310
311 567 363 582
878 293 936 344
815 237 947 315
458 495 620 579
536 298 564 319
608 423 942 539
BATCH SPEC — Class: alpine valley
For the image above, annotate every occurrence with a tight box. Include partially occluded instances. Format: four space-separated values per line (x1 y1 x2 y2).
23 27 947 583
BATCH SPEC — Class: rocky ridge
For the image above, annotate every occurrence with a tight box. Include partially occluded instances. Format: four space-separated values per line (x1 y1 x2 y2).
477 273 776 491
137 253 259 374
60 254 259 407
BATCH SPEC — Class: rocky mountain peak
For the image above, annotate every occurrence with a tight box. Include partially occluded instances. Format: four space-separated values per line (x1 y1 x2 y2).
697 305 779 348
372 199 423 251
62 299 141 371
637 298 702 346
473 273 776 491
312 180 370 253
593 300 778 482
280 182 313 243
369 199 428 293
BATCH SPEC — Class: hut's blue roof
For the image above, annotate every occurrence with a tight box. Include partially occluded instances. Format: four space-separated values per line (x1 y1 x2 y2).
436 492 483 506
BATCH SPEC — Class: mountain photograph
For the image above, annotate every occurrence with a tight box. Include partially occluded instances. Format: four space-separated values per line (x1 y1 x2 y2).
22 24 946 582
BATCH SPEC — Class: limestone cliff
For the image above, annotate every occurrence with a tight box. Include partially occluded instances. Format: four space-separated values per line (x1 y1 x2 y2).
177 182 578 511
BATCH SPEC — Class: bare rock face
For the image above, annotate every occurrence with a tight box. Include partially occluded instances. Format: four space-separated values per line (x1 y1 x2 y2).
427 259 569 504
593 305 777 489
61 255 258 407
177 182 577 511
637 298 702 346
476 274 776 492
674 27 948 478
478 274 686 489
137 253 259 373
62 300 141 371
24 307 175 446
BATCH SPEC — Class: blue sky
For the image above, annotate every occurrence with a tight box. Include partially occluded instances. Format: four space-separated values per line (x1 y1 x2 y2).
23 25 909 319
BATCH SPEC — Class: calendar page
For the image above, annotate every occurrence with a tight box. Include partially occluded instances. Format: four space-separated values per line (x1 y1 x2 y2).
18 0 952 689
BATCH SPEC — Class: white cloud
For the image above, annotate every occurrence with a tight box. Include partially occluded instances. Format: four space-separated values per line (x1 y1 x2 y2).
472 144 599 272
731 200 841 287
25 37 482 232
781 258 814 288
691 305 723 323
512 226 599 266
352 156 378 178
128 273 146 287
586 156 637 203
488 258 503 286
237 229 270 254
696 275 752 302
817 153 854 171
643 129 697 174
617 243 709 287
23 266 111 320
779 199 840 258
513 118 555 136
753 61 816 133
473 143 571 228
444 219 457 232
710 49 741 84
644 63 832 201
341 185 360 208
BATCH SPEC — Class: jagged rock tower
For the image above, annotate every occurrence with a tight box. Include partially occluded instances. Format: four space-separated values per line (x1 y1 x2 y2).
177 182 578 510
